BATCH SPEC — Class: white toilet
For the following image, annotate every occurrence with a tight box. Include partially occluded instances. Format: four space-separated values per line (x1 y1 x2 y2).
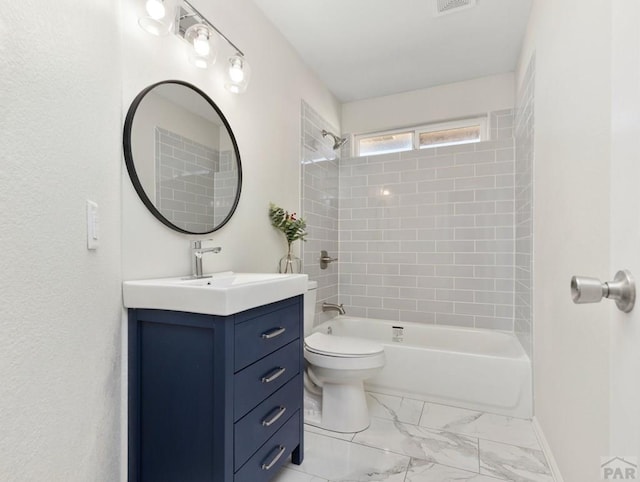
303 281 385 433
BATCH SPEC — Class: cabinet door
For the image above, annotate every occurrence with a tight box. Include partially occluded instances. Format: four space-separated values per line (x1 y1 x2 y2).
234 414 301 482
137 321 216 482
234 341 300 420
234 375 301 469
234 302 300 371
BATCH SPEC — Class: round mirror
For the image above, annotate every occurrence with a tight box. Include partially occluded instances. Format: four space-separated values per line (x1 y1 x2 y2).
123 80 242 234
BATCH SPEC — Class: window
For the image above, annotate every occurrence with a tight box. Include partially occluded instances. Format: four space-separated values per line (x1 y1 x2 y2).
418 125 481 149
358 131 413 156
354 116 487 157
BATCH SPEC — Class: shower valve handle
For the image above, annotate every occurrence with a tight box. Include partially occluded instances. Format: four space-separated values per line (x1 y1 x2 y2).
320 250 338 270
570 270 635 313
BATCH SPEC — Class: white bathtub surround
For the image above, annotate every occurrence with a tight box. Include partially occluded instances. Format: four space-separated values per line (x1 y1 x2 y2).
273 390 554 482
317 316 532 418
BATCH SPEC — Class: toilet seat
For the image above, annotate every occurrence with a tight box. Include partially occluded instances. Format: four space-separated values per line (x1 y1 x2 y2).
305 332 383 358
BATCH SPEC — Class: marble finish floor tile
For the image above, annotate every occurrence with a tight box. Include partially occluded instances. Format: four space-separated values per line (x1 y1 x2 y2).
291 391 554 481
367 392 425 425
304 422 356 442
406 458 512 481
353 417 480 473
286 431 410 481
273 467 329 482
419 403 540 450
479 440 553 482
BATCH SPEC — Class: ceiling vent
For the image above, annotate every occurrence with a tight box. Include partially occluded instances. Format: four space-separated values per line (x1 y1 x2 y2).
435 0 477 16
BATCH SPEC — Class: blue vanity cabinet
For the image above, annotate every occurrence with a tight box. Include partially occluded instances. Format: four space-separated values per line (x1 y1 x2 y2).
128 295 304 482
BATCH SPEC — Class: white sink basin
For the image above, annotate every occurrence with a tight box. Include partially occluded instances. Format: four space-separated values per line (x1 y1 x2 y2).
123 271 308 316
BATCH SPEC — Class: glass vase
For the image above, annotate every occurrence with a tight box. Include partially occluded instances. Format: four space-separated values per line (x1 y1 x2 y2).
278 244 302 274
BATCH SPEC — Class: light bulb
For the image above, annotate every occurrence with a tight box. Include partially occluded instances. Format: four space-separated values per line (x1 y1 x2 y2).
229 57 245 83
145 0 165 20
193 31 210 56
225 55 250 93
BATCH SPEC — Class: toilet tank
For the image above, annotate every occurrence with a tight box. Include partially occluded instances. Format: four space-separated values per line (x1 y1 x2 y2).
304 281 318 336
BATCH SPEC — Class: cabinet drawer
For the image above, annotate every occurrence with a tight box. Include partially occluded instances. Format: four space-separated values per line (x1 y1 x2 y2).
234 302 300 371
234 341 300 421
234 375 301 469
234 411 300 482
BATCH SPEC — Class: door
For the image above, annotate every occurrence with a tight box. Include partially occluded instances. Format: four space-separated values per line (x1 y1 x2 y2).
610 0 640 465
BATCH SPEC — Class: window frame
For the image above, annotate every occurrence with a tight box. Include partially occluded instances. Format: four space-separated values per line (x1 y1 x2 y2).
353 116 488 157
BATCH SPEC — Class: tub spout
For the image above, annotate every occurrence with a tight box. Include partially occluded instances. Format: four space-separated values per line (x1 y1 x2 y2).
322 302 345 315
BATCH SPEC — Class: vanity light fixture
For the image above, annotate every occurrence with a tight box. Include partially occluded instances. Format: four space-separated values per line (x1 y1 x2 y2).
146 0 165 19
185 23 218 69
225 54 251 94
139 0 176 36
138 0 251 93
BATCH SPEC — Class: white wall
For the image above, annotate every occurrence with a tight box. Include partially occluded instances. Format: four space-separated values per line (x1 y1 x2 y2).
0 1 123 480
121 0 340 280
341 73 515 135
517 1 612 480
0 0 339 480
610 0 640 460
120 2 339 476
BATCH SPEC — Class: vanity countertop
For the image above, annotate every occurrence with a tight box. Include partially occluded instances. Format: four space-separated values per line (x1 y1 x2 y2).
123 271 308 316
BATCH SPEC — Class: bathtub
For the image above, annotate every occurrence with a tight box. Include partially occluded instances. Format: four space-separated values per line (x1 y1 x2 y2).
313 316 532 419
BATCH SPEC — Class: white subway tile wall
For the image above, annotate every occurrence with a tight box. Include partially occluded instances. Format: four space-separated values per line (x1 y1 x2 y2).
212 150 239 227
300 102 533 335
514 56 535 357
156 127 221 232
338 109 515 329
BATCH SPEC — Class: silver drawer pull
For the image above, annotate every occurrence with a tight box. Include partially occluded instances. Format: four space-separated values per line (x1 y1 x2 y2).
262 406 287 427
261 327 286 339
261 445 286 471
261 367 286 383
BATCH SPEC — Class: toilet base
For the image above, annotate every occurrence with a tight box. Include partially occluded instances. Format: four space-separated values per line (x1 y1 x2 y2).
303 389 323 426
303 380 371 433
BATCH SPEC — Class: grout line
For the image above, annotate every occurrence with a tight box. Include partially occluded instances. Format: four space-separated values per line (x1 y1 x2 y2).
367 392 543 453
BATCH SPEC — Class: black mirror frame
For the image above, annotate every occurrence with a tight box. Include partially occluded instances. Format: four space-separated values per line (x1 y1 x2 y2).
123 80 243 235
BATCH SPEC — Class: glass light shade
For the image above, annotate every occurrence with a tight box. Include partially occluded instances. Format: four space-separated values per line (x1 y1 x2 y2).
145 0 165 19
185 24 218 69
225 55 251 94
193 32 210 56
138 0 176 36
229 57 245 82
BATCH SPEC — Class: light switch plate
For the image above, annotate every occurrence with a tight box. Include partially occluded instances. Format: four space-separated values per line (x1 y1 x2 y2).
87 200 99 250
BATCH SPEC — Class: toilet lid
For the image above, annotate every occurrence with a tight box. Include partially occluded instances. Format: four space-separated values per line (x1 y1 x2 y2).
305 332 384 357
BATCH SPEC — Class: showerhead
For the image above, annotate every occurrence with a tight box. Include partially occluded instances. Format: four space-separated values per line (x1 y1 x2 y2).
321 129 347 150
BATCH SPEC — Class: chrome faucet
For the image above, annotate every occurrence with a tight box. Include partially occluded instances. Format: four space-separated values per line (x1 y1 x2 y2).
191 241 221 278
322 302 346 315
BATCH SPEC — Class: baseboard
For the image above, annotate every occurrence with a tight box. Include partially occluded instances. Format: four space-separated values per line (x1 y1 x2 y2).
532 416 564 482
